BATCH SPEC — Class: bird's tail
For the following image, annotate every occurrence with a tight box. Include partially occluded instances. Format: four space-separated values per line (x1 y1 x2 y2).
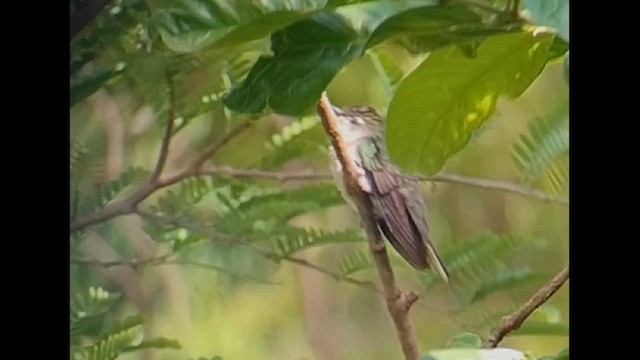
425 243 450 283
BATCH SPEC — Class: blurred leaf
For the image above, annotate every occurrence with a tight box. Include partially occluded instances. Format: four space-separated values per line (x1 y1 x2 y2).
156 176 216 217
547 36 568 62
73 315 146 360
223 12 361 115
421 348 527 360
337 249 374 276
366 4 516 53
122 337 181 352
153 0 329 52
70 287 122 343
523 0 569 41
77 167 149 216
70 66 124 108
386 30 554 174
369 48 404 96
261 115 325 169
511 101 569 195
469 268 546 303
416 233 544 291
266 226 364 256
446 332 482 349
511 321 569 336
538 348 569 360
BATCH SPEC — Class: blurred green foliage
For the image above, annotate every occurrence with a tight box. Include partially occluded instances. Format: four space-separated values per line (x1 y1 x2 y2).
70 0 569 359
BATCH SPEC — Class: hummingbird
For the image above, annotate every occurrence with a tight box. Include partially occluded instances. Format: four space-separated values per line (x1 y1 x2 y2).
324 103 450 283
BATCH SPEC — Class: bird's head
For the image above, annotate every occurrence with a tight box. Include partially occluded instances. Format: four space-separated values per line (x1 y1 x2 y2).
330 105 385 141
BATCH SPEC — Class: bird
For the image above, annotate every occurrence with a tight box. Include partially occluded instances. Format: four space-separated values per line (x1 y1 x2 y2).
323 102 450 283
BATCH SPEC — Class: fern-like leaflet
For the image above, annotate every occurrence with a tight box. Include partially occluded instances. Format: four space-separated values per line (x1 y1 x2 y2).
511 101 569 196
72 314 180 360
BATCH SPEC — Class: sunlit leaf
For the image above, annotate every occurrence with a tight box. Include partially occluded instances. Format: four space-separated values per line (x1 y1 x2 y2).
386 30 554 174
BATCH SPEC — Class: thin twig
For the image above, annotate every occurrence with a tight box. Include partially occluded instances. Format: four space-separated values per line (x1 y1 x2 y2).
318 92 420 360
190 120 253 172
69 120 253 234
150 70 176 181
70 254 278 285
428 173 568 204
200 167 568 204
136 209 378 290
483 266 569 348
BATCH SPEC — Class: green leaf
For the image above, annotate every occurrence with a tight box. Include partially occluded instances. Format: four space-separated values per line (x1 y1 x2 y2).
523 0 569 41
122 337 181 352
511 321 569 336
547 36 568 62
446 332 482 349
366 4 516 54
261 115 325 169
337 249 374 276
538 348 569 360
511 101 569 195
386 30 554 174
421 348 527 360
223 0 432 115
223 12 361 115
469 268 546 303
153 0 329 52
70 66 124 108
416 233 544 291
70 287 122 343
73 315 146 360
266 227 364 256
78 167 149 216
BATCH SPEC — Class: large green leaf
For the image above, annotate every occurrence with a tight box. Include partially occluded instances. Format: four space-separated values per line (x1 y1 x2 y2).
524 0 569 41
386 30 554 174
153 0 329 52
366 4 516 53
420 348 528 360
223 12 361 115
223 1 442 115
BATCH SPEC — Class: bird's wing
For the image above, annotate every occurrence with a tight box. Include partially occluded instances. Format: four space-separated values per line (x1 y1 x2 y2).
357 138 429 269
357 138 449 282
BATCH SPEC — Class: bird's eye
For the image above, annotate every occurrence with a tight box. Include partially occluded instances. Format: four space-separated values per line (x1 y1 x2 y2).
350 118 364 125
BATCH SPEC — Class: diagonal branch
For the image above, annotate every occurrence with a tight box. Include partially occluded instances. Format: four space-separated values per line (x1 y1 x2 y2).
317 92 420 360
483 265 569 348
150 70 177 181
69 119 253 234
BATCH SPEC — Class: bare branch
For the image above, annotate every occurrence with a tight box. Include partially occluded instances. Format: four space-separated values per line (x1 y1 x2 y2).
483 266 569 348
189 120 253 172
428 173 568 204
200 168 568 204
318 92 420 360
69 120 253 234
70 254 279 285
150 71 177 181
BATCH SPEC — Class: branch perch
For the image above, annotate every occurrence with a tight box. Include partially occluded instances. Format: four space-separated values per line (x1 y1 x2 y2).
317 92 420 360
483 265 569 348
